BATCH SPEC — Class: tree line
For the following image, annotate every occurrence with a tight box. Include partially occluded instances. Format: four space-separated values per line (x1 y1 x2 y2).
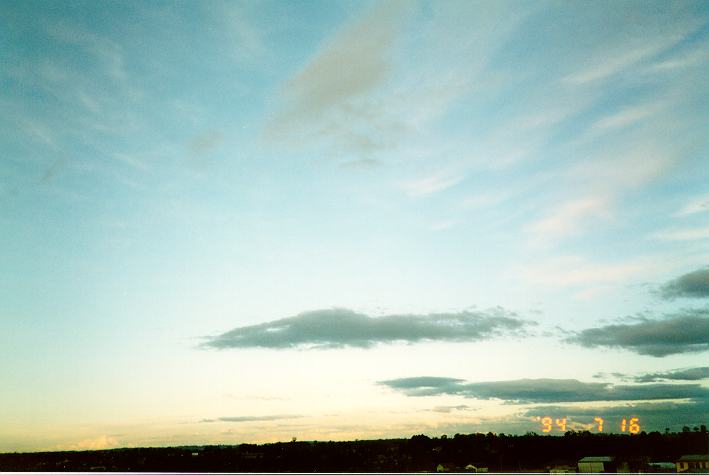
0 429 706 472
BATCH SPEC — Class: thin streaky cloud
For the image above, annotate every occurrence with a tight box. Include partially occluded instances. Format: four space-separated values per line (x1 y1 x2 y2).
526 196 610 241
518 255 648 287
676 194 709 216
46 20 131 86
200 415 303 423
647 45 709 73
653 226 709 241
218 2 268 64
403 172 464 198
380 376 465 390
431 405 472 413
590 102 662 131
562 22 700 85
111 152 149 172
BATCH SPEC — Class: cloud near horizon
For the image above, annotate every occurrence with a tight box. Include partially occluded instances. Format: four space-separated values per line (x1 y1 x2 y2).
65 435 120 451
200 415 302 423
523 399 709 432
565 308 709 356
595 367 709 383
378 377 709 404
660 267 709 299
633 367 709 383
203 307 532 350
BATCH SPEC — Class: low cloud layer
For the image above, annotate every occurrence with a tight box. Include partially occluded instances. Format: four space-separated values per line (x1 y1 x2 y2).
595 367 709 383
431 404 472 413
661 267 709 299
200 415 302 423
633 367 709 383
566 309 709 356
378 377 709 403
203 308 531 350
524 399 709 432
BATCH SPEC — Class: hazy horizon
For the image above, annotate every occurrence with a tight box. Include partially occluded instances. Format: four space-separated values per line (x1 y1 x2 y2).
1 0 709 452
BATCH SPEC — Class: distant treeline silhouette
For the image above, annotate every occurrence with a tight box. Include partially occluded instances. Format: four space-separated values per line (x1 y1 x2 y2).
0 429 707 472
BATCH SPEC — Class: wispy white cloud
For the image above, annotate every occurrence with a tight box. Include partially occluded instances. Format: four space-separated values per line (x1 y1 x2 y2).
518 255 651 288
646 45 708 73
218 2 268 64
653 226 709 241
675 194 709 217
526 196 611 242
533 136 680 243
264 0 535 167
460 191 508 210
76 90 102 114
111 152 150 172
590 102 663 131
562 28 696 85
402 171 464 198
21 118 60 151
266 2 412 139
564 44 663 85
429 219 461 232
46 21 129 85
186 130 224 159
522 18 705 247
579 137 679 192
340 158 381 170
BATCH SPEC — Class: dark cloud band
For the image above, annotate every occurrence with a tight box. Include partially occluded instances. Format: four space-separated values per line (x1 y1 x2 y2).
633 367 709 383
524 399 709 431
378 377 709 403
595 367 709 383
203 307 531 350
565 309 709 357
661 267 709 299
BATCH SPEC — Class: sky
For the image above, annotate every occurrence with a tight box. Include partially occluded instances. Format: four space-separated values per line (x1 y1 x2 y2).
1 0 709 452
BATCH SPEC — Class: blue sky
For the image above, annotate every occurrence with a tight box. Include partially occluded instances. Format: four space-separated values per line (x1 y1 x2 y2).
1 0 709 451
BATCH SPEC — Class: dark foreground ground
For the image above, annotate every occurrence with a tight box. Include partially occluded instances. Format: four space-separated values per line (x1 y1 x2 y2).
0 430 707 472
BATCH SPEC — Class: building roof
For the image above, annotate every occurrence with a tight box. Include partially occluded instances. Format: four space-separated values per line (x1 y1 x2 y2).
579 456 615 463
678 454 709 462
